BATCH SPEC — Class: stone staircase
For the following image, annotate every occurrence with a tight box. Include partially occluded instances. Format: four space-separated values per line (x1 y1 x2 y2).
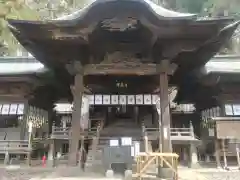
85 138 108 168
100 119 142 138
85 118 143 169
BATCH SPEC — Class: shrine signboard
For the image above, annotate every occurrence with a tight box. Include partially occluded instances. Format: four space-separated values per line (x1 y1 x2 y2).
87 94 158 105
216 120 240 139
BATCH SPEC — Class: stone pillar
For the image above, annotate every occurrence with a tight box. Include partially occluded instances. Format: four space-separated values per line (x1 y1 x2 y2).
205 155 210 163
214 139 221 168
183 147 188 162
27 152 31 166
68 73 83 166
158 60 173 179
47 140 55 167
188 143 199 168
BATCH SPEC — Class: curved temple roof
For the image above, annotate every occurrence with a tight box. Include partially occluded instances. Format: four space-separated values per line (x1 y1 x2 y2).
56 0 196 21
6 0 240 108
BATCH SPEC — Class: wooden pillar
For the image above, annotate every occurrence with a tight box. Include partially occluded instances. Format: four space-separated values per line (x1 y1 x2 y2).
222 139 228 169
151 107 154 125
68 73 84 166
159 67 172 153
27 152 31 166
188 143 199 168
134 106 139 124
106 107 111 126
214 139 221 168
47 140 55 167
158 60 173 178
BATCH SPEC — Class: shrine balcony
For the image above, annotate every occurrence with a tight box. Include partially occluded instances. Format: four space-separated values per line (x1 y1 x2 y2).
51 126 199 143
50 126 99 140
0 140 31 154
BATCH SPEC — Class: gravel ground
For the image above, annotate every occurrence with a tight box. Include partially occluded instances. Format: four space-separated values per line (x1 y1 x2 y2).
0 166 240 180
178 168 240 180
0 167 54 180
198 172 240 180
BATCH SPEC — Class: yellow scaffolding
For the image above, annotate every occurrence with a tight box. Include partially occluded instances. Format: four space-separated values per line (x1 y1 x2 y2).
134 152 179 180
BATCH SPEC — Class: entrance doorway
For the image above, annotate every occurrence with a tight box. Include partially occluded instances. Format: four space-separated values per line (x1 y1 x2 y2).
114 105 134 119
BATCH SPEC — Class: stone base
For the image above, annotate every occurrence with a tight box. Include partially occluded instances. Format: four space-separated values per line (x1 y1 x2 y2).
157 167 173 179
47 160 55 167
124 170 132 179
188 162 200 169
105 169 114 178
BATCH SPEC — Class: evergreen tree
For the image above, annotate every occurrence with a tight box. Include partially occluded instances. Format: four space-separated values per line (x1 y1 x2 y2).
0 0 40 55
0 0 91 56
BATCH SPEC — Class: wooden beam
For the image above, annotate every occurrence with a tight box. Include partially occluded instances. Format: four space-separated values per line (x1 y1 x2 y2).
83 62 177 75
84 63 157 75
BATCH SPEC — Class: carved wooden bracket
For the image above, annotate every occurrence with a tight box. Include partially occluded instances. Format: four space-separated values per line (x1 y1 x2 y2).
157 60 178 75
66 61 84 75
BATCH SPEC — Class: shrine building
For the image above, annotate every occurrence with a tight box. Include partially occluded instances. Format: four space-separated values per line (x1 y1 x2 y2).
0 0 240 178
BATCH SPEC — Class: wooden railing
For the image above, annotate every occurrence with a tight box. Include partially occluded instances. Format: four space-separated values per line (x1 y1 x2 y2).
0 140 31 152
51 125 195 140
143 128 195 139
170 128 194 137
51 126 99 139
